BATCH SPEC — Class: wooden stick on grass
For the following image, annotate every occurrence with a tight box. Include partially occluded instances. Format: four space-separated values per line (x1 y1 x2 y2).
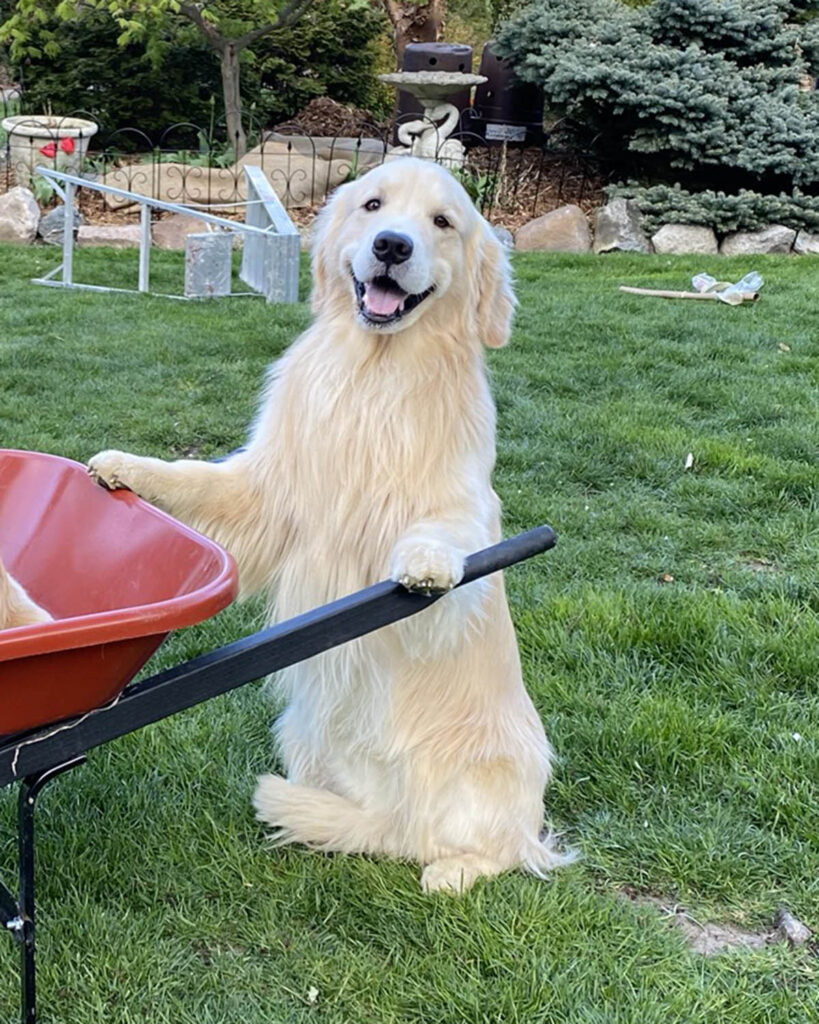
619 286 760 303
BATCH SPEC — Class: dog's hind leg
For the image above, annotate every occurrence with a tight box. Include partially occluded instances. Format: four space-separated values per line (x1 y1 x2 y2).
253 774 397 856
420 855 506 893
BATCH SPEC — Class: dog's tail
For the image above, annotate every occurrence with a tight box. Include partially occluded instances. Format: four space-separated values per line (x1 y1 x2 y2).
253 774 396 856
0 557 52 630
521 831 579 878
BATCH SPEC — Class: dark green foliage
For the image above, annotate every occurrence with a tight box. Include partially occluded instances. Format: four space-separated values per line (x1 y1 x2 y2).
248 0 390 128
607 182 819 232
486 0 531 31
496 0 819 193
7 0 388 142
10 14 220 141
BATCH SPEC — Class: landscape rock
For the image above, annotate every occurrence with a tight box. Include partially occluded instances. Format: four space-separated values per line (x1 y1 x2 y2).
152 213 211 250
0 186 40 244
492 226 514 249
242 137 384 208
720 224 796 256
651 223 718 255
593 198 650 254
77 224 141 248
100 136 387 214
515 204 591 253
38 204 84 246
101 164 242 212
775 908 812 947
793 229 819 255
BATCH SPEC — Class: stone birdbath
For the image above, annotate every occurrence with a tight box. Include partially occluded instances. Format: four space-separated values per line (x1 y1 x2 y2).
379 71 486 169
1 114 98 187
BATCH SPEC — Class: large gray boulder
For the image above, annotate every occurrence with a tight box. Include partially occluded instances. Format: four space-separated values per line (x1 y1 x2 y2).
593 198 650 253
515 204 591 253
793 230 819 255
152 213 210 250
720 224 796 256
651 223 718 255
77 224 141 248
38 204 84 246
0 186 40 244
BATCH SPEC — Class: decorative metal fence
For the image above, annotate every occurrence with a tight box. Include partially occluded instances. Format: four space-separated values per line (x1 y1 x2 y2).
1 95 600 227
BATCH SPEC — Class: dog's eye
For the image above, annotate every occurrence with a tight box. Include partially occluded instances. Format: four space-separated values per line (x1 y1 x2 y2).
364 198 381 212
433 214 451 229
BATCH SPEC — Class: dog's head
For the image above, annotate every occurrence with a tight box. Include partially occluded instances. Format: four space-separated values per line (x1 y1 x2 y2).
311 157 515 349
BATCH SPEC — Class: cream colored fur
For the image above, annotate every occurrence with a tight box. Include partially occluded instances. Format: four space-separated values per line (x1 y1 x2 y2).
0 557 51 630
88 158 571 892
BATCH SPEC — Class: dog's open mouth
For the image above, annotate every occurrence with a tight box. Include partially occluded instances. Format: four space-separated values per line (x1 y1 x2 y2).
354 274 435 327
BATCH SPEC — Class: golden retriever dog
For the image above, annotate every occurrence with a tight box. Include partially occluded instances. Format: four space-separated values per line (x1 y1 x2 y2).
0 557 51 630
88 157 571 892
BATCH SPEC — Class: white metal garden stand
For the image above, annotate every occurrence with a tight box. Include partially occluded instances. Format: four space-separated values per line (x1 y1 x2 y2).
31 164 299 303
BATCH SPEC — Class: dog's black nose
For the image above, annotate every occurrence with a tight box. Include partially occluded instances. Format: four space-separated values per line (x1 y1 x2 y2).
372 231 413 265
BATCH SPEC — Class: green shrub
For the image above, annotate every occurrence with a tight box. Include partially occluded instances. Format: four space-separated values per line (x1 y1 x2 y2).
495 0 819 193
250 0 390 128
607 182 819 233
5 0 388 143
5 13 220 142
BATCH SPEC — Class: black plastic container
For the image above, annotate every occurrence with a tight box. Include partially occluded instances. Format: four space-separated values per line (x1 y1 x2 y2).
471 43 544 146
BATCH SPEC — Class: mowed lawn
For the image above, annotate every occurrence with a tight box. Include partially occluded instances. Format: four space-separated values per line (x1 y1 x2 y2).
1 244 817 1023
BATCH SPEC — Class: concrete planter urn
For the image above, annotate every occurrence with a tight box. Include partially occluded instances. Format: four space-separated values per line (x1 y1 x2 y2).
1 115 98 187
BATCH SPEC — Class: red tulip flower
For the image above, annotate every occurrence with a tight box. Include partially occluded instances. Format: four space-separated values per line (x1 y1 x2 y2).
59 137 75 155
38 141 57 158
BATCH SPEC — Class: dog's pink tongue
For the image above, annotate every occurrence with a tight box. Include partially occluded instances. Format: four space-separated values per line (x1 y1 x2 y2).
365 282 403 317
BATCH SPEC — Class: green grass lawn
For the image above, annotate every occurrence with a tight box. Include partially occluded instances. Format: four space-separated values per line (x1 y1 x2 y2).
1 244 817 1023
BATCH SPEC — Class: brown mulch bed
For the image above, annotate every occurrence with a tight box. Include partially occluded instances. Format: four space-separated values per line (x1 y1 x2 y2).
276 97 385 138
470 145 604 232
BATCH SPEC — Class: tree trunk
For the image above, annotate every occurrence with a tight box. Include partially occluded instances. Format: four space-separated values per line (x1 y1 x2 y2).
179 1 316 158
220 43 247 159
384 1 445 66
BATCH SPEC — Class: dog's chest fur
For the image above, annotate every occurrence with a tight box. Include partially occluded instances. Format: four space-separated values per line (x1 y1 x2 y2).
255 327 495 615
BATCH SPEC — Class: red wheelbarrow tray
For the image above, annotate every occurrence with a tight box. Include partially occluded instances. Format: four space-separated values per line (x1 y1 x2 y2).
0 449 238 736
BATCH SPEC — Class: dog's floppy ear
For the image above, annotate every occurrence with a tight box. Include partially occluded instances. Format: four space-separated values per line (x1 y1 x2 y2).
310 182 348 315
473 221 516 349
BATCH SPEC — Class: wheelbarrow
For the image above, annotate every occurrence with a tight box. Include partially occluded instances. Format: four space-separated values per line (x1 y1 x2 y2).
0 448 557 1024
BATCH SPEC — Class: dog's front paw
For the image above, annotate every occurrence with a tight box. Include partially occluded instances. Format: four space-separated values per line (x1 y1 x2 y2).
391 540 465 596
87 450 140 492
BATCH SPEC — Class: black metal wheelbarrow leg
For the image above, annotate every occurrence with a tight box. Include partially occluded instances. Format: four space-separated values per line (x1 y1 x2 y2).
0 525 556 1023
2 757 86 1024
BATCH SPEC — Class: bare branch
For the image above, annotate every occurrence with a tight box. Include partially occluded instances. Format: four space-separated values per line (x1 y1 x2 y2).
275 0 316 29
178 2 226 50
235 0 315 48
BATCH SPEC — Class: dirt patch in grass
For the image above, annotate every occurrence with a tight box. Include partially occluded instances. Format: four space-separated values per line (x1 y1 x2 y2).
741 556 780 573
622 888 814 957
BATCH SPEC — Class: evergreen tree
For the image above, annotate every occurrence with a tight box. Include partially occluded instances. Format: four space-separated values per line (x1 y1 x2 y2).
496 0 819 193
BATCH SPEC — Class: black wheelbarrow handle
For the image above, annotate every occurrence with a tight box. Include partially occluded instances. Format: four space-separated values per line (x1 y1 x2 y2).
0 525 556 786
